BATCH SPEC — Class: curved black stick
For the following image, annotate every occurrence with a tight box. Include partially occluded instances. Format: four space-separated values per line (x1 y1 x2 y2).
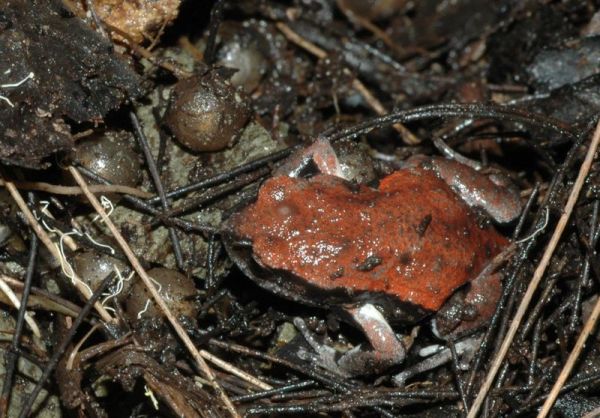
0 222 38 418
323 103 577 143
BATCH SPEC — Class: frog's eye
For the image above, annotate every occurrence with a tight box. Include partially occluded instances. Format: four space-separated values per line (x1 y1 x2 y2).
164 72 251 153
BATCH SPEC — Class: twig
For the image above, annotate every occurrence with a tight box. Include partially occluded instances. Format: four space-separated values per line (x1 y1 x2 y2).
231 380 314 402
0 276 81 317
349 75 420 144
0 231 38 418
0 178 152 198
103 23 190 79
324 103 576 144
277 22 327 58
209 339 353 392
536 136 600 417
179 36 205 61
146 19 168 51
203 0 226 65
569 200 599 331
130 110 184 269
200 349 272 391
275 22 419 145
2 177 114 323
84 0 109 39
17 273 115 418
153 166 269 222
66 323 101 370
146 146 295 205
336 0 404 56
68 166 241 418
467 118 600 418
0 277 40 338
76 165 219 234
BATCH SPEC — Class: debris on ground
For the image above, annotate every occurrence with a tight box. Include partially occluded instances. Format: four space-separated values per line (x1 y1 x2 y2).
1 1 600 417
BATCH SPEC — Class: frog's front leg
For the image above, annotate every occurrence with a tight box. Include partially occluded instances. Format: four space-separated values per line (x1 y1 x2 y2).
294 303 407 376
406 156 522 224
392 335 483 387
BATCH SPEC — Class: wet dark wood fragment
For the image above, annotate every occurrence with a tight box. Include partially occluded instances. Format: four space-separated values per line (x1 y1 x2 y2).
0 0 143 168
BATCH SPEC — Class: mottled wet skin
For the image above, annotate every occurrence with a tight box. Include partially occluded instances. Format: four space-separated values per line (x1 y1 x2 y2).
230 166 507 312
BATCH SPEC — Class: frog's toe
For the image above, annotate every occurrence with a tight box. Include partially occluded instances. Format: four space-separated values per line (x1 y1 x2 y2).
392 335 482 387
293 317 348 376
336 343 404 376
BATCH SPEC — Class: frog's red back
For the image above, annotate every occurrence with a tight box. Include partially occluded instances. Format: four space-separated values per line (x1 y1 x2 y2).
230 168 507 312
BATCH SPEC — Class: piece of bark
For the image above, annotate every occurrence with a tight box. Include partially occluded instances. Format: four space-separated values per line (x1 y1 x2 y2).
0 0 143 168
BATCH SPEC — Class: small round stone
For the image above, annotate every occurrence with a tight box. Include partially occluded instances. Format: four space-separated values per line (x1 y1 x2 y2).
74 130 142 188
165 72 251 152
125 267 198 322
216 24 269 92
72 250 130 300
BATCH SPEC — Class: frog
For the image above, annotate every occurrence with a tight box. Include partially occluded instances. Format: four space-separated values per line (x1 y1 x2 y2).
223 138 522 377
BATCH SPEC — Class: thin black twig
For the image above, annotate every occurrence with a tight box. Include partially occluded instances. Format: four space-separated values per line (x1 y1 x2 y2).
512 371 600 415
203 0 227 65
584 220 600 286
519 274 560 340
151 107 170 179
130 110 185 269
572 202 600 325
75 165 218 234
209 339 396 417
527 318 543 386
231 380 315 403
324 103 577 144
206 234 218 293
245 387 459 415
145 146 295 205
17 273 116 418
0 221 38 418
197 288 228 320
447 340 469 413
151 166 269 224
512 183 540 241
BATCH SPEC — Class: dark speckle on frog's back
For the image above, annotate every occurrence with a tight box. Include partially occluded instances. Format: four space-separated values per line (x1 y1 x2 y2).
228 166 507 313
